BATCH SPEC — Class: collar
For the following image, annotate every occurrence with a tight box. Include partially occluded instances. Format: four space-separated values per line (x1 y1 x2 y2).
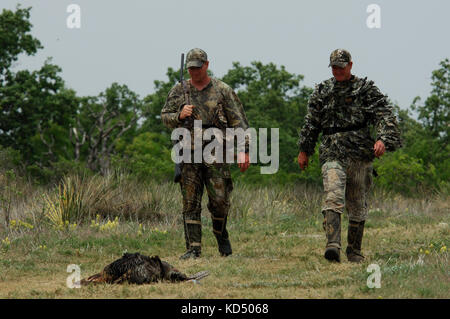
189 78 213 92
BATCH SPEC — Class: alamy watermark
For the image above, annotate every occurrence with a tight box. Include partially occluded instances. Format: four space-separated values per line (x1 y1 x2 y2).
66 264 81 288
66 4 81 29
366 263 381 288
366 4 381 29
171 120 279 174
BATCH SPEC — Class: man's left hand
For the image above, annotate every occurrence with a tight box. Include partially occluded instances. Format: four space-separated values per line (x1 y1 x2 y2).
237 152 250 172
374 140 386 158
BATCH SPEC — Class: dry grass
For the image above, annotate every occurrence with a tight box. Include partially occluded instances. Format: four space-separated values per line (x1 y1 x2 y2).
0 175 448 299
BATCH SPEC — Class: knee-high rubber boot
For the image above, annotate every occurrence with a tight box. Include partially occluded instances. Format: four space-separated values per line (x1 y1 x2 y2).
323 210 341 262
212 215 232 257
180 214 202 260
346 220 365 263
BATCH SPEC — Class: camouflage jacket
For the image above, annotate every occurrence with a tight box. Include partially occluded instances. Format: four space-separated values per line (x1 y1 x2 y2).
298 75 401 166
161 78 250 155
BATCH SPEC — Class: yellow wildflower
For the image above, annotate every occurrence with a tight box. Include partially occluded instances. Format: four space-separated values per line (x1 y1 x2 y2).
2 237 11 246
19 220 34 229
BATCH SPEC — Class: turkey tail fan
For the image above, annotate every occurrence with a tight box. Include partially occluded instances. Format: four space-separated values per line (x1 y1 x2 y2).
187 271 210 281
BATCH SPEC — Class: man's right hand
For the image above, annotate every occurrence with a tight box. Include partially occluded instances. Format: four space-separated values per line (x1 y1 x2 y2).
179 104 195 120
298 152 308 171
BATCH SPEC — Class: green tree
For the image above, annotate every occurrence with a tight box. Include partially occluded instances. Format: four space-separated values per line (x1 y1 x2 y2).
74 83 142 174
113 132 173 182
221 61 313 179
0 6 42 78
373 60 450 195
410 59 450 186
412 58 449 147
0 7 78 172
1 62 78 163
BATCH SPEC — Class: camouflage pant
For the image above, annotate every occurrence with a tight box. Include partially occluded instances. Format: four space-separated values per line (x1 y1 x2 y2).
179 162 233 251
321 160 373 222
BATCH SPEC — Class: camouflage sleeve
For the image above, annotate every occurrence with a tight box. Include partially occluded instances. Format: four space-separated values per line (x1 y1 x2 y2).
161 83 185 129
297 86 323 156
222 86 250 130
363 83 402 152
222 85 251 153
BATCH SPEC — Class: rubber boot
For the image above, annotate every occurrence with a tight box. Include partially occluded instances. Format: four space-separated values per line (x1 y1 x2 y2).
212 215 232 257
346 220 365 263
215 229 232 257
180 215 202 260
323 210 341 262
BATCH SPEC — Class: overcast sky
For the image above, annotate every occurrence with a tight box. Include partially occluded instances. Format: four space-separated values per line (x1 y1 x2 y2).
2 0 449 110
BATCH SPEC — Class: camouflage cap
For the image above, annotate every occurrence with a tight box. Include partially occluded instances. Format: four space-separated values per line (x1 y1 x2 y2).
329 49 352 68
186 48 208 68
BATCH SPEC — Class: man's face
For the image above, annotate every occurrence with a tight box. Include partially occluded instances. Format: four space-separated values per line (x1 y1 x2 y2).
188 61 209 81
331 62 353 81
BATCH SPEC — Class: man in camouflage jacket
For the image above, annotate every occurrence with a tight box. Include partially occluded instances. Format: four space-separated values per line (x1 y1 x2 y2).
298 49 401 262
161 48 250 259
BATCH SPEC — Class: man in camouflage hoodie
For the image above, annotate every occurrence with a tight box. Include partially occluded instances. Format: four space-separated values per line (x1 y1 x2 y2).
161 48 250 259
298 49 401 263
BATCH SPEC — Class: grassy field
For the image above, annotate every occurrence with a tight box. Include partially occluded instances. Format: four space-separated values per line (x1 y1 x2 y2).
0 175 448 299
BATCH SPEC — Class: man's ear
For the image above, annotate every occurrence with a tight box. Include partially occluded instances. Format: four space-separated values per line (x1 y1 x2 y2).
348 61 353 70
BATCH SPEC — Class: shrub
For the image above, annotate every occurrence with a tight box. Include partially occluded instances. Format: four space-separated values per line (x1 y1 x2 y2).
374 150 439 196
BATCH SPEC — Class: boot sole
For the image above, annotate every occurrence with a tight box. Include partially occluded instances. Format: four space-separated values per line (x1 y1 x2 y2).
179 252 201 260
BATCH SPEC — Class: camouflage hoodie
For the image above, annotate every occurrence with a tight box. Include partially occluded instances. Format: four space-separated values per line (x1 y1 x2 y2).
298 75 401 166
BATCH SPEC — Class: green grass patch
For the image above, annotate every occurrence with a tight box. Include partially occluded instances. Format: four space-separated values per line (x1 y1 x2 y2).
0 179 448 298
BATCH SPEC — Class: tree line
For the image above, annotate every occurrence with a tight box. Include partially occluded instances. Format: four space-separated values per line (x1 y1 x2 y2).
1 6 448 196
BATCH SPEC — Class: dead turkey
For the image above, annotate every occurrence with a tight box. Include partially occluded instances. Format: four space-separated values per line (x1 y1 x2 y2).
79 252 208 285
